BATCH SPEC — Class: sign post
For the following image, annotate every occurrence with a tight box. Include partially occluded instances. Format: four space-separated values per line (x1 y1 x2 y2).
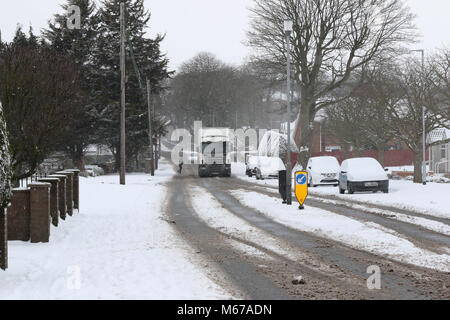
294 171 308 210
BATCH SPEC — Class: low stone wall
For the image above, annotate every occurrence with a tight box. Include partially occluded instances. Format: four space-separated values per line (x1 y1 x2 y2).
57 171 73 216
38 178 60 227
7 189 31 241
3 168 80 270
7 184 52 244
29 183 51 243
66 169 80 211
50 174 67 220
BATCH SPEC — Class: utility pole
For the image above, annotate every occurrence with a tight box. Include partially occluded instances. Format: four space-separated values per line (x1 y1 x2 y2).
153 98 158 170
147 79 155 176
235 111 238 159
119 2 126 185
284 19 293 205
421 50 426 186
412 49 427 185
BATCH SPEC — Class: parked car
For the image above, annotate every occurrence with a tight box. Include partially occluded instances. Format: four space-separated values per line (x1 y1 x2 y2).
338 157 389 194
85 165 105 177
246 155 259 177
254 156 286 180
306 156 340 187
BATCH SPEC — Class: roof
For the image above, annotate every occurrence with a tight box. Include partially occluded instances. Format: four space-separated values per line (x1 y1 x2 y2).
428 128 450 144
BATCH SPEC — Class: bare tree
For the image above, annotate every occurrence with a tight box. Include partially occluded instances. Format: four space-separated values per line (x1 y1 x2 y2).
325 96 370 158
165 53 272 129
247 0 416 167
432 47 450 120
357 64 400 165
388 61 448 183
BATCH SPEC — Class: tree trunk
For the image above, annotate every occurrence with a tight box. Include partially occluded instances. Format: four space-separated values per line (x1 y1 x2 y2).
294 97 313 169
376 143 385 167
413 149 422 183
72 143 86 172
343 143 350 160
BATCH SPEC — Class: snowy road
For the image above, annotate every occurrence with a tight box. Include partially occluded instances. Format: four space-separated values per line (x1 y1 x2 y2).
166 159 450 299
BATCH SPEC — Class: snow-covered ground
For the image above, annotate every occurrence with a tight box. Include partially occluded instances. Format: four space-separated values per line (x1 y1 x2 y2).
0 160 233 300
229 190 450 273
234 163 450 219
190 186 302 262
307 181 450 219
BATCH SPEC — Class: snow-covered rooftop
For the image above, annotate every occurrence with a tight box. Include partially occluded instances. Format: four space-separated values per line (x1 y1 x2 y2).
428 128 450 144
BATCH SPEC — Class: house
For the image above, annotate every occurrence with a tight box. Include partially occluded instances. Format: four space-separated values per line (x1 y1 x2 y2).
428 128 450 173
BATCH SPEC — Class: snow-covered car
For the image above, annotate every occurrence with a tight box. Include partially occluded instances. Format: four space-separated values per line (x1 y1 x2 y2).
85 165 105 177
339 157 389 194
254 156 286 180
306 156 340 187
245 155 259 177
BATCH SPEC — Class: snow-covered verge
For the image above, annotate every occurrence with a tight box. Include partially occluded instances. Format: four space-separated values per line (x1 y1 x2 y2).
189 186 301 262
0 161 232 300
234 176 450 236
308 181 450 219
308 196 450 236
229 190 450 273
236 173 450 219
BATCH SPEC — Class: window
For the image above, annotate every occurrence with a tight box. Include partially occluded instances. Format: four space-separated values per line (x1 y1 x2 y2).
442 144 446 159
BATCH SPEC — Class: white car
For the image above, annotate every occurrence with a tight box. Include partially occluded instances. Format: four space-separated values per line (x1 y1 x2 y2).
338 157 389 194
254 156 286 180
306 156 340 187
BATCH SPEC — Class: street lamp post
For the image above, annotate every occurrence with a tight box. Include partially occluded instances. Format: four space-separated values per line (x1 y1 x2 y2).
284 19 293 205
412 49 426 185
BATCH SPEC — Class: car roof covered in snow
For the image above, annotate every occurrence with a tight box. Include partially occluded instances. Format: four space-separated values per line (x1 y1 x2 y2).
342 157 383 170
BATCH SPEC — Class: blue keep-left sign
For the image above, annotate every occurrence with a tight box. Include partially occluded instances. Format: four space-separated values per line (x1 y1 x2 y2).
296 173 307 185
295 171 308 206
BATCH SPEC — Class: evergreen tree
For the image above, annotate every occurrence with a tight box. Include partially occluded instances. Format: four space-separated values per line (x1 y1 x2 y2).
0 28 80 181
0 102 12 214
0 102 11 271
43 0 98 170
92 0 171 170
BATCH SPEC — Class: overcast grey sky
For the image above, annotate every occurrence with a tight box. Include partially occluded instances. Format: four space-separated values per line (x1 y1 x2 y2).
0 0 449 71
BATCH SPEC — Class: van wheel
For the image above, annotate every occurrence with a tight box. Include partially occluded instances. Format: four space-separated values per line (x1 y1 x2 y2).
383 188 389 193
